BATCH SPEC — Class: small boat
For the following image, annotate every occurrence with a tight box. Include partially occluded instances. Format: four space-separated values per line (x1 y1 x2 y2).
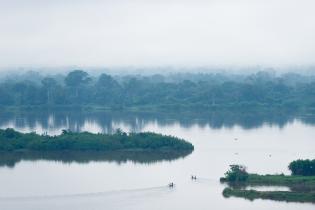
168 183 174 188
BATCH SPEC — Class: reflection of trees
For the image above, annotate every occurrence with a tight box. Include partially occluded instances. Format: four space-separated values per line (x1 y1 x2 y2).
0 150 192 168
223 180 315 198
0 109 313 133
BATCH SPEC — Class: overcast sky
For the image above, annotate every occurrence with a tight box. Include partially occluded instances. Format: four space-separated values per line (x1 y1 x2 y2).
0 0 314 69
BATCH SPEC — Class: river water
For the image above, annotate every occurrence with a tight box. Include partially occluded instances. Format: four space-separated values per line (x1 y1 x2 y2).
0 111 314 210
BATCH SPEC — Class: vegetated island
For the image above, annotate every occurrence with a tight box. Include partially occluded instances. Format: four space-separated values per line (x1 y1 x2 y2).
0 128 194 152
220 161 315 203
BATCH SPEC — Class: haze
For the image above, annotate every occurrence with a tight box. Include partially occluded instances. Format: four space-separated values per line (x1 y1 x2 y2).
0 0 315 69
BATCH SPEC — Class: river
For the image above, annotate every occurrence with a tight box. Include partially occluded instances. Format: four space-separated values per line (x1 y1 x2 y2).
0 110 314 210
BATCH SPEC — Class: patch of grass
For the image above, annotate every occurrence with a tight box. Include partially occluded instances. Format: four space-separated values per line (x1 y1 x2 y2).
247 174 315 190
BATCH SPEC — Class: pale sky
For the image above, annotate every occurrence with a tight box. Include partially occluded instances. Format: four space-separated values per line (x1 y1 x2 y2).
0 0 315 69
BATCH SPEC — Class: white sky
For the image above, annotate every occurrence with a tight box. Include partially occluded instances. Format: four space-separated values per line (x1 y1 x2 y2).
0 0 315 69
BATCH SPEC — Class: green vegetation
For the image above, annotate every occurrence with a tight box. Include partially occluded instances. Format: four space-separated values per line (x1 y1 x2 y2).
0 128 194 152
1 70 315 112
222 174 315 192
223 188 315 203
220 163 315 203
289 159 315 176
243 174 315 189
221 172 315 189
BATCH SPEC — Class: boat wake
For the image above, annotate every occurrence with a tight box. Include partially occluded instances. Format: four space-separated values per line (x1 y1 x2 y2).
0 185 171 201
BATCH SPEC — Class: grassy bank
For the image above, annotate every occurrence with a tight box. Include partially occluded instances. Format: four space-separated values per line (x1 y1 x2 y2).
247 174 315 191
0 128 194 152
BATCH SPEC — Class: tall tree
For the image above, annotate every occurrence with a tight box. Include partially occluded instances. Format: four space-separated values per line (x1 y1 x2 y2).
65 70 91 103
95 74 121 105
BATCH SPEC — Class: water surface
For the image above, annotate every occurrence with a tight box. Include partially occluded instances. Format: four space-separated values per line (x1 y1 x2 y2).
0 111 314 210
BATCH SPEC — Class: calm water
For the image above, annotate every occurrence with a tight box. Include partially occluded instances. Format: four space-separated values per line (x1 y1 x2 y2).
0 111 314 210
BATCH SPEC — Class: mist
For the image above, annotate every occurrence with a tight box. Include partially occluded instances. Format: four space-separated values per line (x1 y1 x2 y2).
0 0 315 70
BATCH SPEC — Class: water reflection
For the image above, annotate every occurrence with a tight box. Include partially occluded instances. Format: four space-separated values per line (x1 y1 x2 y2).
223 181 314 193
0 110 314 210
0 110 313 135
0 150 193 168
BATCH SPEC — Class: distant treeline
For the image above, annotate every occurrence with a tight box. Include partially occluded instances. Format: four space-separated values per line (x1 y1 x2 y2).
0 128 194 151
0 70 314 111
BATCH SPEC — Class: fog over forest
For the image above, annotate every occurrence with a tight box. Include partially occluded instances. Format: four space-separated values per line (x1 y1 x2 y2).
0 70 314 113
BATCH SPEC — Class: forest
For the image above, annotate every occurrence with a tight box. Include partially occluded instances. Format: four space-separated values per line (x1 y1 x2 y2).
0 70 314 112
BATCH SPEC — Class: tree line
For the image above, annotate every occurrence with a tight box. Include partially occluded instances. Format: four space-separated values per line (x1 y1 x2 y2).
0 70 314 111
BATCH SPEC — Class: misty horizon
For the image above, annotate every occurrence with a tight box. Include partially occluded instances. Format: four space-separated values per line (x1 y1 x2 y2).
1 0 315 69
1 65 315 77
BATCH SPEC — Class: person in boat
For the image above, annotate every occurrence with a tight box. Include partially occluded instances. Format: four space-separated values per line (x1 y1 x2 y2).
191 175 197 180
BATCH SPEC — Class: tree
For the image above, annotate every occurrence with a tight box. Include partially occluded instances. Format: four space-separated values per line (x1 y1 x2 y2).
65 70 91 88
95 74 121 105
97 74 118 88
288 159 315 176
224 165 249 182
65 70 91 103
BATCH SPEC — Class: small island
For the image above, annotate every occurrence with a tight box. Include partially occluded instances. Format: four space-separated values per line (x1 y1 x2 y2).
0 128 194 152
220 160 315 203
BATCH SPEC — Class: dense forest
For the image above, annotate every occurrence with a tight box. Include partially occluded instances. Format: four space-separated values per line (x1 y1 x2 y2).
0 70 314 111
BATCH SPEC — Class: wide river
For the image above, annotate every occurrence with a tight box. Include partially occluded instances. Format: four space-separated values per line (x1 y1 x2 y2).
0 110 314 210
